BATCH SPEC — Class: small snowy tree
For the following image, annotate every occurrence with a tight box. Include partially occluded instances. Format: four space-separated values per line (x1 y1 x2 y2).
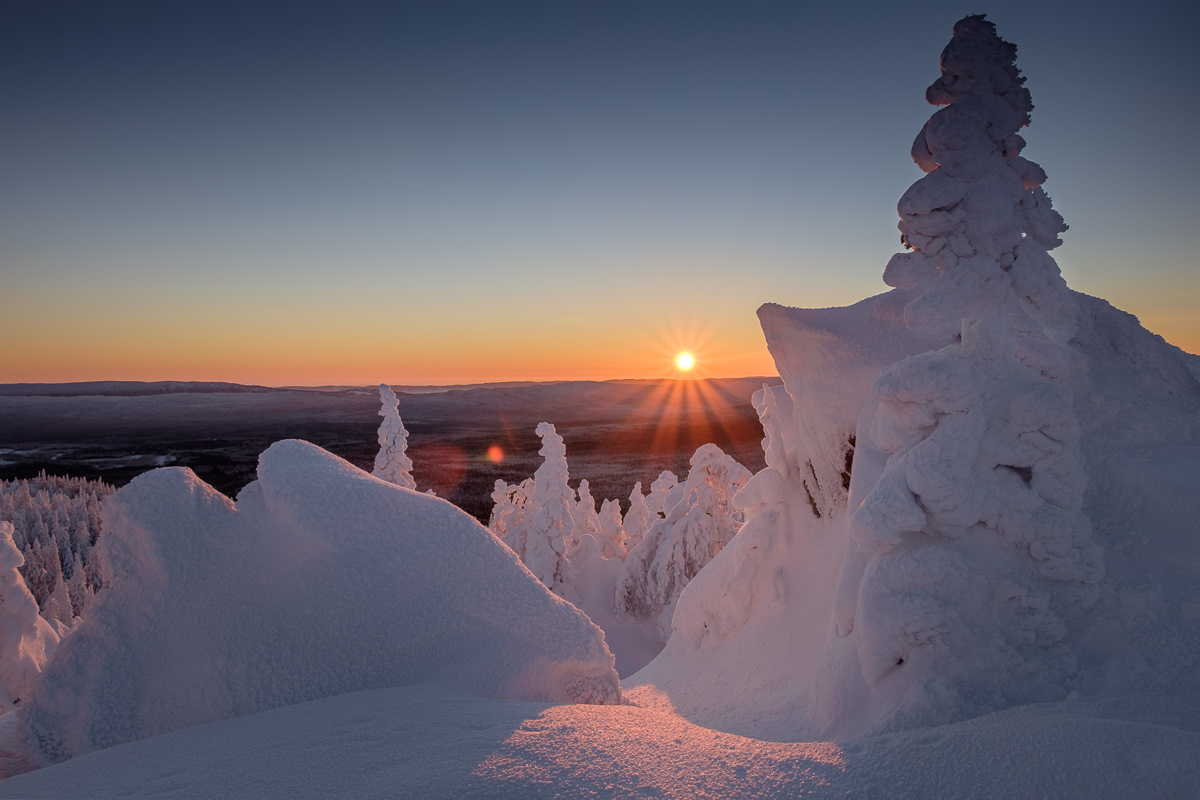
489 478 535 560
622 483 656 551
569 479 601 557
616 444 752 640
646 471 682 517
372 384 416 489
0 521 60 706
595 499 627 560
523 423 578 593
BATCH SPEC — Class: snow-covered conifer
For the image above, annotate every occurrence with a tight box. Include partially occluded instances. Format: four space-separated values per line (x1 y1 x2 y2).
0 521 60 706
523 423 578 592
596 499 626 560
615 445 751 640
646 471 682 517
622 483 655 551
372 384 416 489
840 15 1102 697
570 479 601 555
489 478 534 560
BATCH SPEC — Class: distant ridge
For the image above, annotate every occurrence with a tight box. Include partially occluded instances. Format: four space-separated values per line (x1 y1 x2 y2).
0 381 281 397
0 376 783 398
287 377 782 395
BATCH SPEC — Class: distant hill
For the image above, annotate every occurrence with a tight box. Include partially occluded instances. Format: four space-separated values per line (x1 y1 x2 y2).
2 377 782 398
0 381 280 397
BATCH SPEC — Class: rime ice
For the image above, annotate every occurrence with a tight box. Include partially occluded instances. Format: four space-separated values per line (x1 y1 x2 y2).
372 384 416 489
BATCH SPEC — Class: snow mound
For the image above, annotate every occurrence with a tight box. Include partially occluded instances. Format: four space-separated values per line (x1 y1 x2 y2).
16 440 618 768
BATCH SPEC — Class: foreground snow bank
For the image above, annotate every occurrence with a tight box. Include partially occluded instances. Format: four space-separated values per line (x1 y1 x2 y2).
15 440 618 769
1 685 1196 799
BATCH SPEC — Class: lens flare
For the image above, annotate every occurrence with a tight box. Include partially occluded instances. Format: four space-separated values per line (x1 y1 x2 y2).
487 445 504 463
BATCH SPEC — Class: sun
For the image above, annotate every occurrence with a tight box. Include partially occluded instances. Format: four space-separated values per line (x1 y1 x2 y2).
674 352 696 372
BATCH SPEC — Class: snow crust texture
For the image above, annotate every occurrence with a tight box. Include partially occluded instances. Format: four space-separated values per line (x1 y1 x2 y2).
17 440 618 767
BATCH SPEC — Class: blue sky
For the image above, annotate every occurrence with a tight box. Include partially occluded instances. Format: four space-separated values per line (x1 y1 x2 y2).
2 0 1196 384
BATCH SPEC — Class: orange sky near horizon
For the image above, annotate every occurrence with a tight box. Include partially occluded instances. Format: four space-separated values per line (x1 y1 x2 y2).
3 4 1197 388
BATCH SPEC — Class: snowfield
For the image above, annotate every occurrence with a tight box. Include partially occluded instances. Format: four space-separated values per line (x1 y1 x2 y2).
0 686 1197 799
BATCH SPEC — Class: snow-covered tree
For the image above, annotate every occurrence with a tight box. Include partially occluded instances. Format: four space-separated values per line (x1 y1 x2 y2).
615 444 751 640
571 479 601 543
622 483 656 551
1 473 111 621
595 499 626 560
0 521 60 706
646 471 681 517
838 15 1103 696
523 423 579 592
372 384 416 489
488 478 534 559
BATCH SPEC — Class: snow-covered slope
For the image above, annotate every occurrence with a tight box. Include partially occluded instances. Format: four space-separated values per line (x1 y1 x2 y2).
1 684 1196 799
13 440 619 770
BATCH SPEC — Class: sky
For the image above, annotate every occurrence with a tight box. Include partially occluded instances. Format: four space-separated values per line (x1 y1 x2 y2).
2 0 1197 386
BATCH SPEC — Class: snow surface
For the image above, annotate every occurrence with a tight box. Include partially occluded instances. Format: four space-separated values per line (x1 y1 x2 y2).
12 440 618 769
0 685 1196 799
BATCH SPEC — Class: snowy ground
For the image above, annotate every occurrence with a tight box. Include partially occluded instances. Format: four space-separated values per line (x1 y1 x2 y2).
1 684 1196 799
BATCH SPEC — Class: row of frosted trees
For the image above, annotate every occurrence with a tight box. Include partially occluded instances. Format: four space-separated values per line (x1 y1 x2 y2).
0 474 112 706
369 382 754 642
0 474 111 627
488 422 751 641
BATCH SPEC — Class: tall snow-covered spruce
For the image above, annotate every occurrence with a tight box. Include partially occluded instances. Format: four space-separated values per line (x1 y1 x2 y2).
372 384 416 489
838 14 1103 702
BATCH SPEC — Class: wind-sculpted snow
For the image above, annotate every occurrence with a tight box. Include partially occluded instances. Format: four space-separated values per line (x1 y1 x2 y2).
16 440 618 768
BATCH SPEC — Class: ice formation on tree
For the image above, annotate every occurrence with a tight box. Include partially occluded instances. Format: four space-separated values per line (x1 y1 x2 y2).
0 522 60 708
372 384 416 489
18 440 619 767
838 14 1103 699
646 471 682 516
621 483 655 551
571 479 601 550
626 16 1199 740
488 423 582 596
489 478 534 560
596 499 627 560
615 444 751 641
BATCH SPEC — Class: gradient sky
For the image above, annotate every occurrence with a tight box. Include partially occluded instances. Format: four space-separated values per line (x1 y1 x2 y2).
2 0 1197 386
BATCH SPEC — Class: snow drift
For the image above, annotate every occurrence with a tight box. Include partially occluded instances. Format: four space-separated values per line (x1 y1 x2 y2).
16 439 619 768
627 15 1200 741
